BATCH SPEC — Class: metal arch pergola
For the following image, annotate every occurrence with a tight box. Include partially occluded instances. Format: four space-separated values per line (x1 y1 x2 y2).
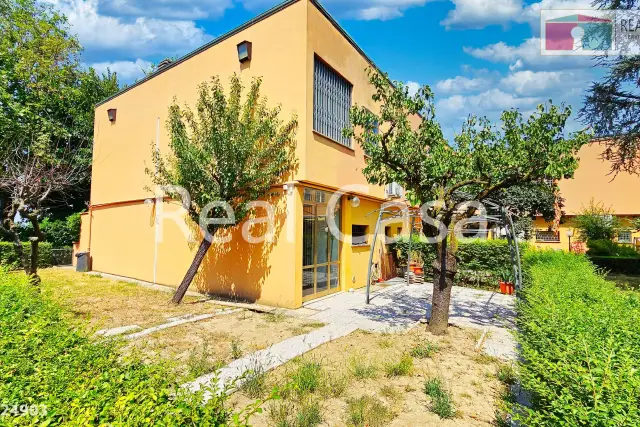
364 199 523 305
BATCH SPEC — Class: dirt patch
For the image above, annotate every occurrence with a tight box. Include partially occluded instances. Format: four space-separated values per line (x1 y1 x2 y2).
231 326 507 426
40 269 220 330
124 310 326 382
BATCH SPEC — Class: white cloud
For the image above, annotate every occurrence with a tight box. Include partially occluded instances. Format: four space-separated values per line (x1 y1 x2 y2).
441 0 523 30
43 0 211 58
499 70 589 96
437 88 542 117
463 38 595 71
90 58 154 82
406 81 421 97
442 0 594 30
435 75 492 94
98 0 234 20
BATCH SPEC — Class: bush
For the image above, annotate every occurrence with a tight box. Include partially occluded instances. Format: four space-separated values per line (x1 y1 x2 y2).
588 256 640 275
0 271 261 426
2 212 82 248
587 239 640 257
388 236 436 268
512 250 640 426
455 239 528 288
0 242 53 269
574 200 622 242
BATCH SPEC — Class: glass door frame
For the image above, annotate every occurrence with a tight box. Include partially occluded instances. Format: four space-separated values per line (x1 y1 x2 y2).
302 189 342 303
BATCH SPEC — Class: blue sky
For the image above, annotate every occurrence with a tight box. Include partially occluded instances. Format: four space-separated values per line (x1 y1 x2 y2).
43 0 602 137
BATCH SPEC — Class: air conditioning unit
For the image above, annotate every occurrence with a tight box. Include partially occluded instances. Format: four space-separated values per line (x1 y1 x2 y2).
386 182 403 198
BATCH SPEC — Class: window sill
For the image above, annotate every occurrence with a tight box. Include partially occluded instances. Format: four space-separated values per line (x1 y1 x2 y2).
536 240 561 244
351 243 371 248
313 130 354 151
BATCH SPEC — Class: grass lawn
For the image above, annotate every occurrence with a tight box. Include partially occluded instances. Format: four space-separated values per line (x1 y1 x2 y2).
231 326 510 426
39 268 223 330
37 268 325 382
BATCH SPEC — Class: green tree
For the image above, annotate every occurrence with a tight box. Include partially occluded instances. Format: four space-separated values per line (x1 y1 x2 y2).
574 199 622 242
0 0 119 283
148 75 298 304
500 182 561 240
347 70 590 334
580 0 639 175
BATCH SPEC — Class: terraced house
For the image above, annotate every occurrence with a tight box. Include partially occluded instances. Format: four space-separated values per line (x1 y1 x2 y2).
533 141 640 251
75 0 414 308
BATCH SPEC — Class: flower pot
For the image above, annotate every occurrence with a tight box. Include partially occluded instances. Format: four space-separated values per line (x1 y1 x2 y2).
413 266 424 275
500 282 515 295
499 281 507 294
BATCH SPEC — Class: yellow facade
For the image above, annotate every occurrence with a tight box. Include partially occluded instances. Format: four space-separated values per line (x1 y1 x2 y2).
533 142 640 250
78 0 409 308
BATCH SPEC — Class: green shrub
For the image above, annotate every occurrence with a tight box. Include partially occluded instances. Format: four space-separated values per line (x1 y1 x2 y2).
496 364 518 385
0 242 53 269
588 256 640 275
423 377 456 419
388 236 436 269
512 250 640 426
455 239 528 288
0 271 260 426
587 239 640 257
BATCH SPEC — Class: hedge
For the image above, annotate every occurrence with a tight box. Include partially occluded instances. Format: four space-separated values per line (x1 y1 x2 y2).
388 238 527 289
0 271 260 426
512 250 640 426
588 256 640 275
0 242 53 269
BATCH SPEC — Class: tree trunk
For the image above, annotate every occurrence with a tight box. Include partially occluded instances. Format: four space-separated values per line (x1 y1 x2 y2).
171 238 213 304
4 204 29 276
429 235 457 335
26 215 44 286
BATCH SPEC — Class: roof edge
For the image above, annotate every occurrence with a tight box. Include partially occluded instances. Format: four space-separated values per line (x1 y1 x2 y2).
95 0 392 108
95 0 300 107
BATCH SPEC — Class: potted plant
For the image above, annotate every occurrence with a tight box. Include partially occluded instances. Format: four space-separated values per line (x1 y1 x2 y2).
498 268 515 295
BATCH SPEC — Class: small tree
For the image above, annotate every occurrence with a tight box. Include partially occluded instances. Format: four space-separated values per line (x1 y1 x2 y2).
348 70 590 334
574 199 622 242
0 0 117 283
148 75 297 304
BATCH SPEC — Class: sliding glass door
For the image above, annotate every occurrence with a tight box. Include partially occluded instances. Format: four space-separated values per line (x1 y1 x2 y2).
302 188 341 301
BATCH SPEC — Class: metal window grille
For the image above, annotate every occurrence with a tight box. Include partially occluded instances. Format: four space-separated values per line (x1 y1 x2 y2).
313 57 352 147
386 182 403 198
535 230 560 242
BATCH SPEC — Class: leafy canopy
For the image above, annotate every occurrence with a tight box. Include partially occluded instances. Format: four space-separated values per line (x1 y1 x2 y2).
580 0 640 175
148 75 298 231
347 69 590 223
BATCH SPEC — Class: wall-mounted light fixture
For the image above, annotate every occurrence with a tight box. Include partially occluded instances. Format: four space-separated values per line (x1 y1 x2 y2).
283 183 295 196
348 196 360 208
237 41 252 63
107 108 117 122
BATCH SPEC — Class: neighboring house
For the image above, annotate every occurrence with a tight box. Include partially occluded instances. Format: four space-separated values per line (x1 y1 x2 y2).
533 141 640 251
75 0 412 308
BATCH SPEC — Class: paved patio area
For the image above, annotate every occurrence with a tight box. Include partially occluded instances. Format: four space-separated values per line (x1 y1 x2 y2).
184 279 517 399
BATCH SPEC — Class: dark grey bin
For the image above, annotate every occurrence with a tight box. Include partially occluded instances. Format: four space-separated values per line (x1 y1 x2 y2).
75 252 90 272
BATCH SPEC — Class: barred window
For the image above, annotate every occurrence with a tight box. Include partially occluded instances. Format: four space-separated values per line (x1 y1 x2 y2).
619 231 632 244
313 56 352 147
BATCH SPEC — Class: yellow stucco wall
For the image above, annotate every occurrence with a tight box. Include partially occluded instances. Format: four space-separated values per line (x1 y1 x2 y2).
81 0 402 308
532 141 640 251
559 142 640 215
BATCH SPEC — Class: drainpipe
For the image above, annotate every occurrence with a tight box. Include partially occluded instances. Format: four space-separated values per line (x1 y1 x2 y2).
152 117 160 285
